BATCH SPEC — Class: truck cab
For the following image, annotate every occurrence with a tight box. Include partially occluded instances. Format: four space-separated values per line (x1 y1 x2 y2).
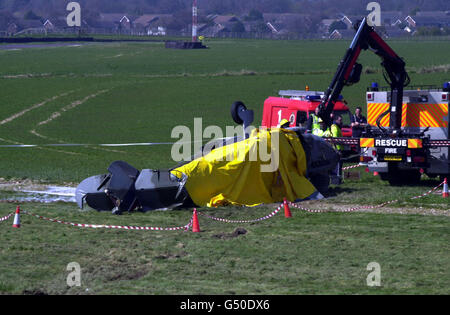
261 89 353 136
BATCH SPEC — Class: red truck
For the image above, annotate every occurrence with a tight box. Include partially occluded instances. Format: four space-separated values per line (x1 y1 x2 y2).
261 89 353 137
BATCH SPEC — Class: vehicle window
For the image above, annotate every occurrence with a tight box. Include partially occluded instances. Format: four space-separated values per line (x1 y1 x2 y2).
296 111 307 125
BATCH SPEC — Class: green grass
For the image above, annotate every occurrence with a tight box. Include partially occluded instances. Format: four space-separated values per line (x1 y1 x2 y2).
0 38 449 295
0 203 448 294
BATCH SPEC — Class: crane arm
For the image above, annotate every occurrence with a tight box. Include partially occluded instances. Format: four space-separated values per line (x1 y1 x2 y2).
318 18 409 133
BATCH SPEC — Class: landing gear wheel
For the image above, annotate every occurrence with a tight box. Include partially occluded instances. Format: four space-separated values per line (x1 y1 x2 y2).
231 101 247 125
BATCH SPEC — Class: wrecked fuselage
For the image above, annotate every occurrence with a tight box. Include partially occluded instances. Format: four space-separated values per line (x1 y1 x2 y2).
76 130 339 214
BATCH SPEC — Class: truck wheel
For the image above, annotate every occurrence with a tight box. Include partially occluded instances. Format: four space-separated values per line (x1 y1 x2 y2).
439 175 449 183
388 170 421 186
231 101 247 125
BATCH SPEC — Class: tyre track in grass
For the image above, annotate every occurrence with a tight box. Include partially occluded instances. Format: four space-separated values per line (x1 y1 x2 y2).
0 90 88 156
0 91 75 126
27 89 128 155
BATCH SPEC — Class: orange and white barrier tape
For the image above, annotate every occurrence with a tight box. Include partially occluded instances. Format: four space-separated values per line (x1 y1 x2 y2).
22 210 193 231
198 204 283 224
342 164 363 171
289 181 445 213
288 199 398 213
0 182 445 230
411 181 445 200
0 213 13 223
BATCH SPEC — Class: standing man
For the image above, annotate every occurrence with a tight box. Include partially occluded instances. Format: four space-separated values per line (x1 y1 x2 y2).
350 107 367 138
330 115 344 151
328 115 344 184
307 107 321 134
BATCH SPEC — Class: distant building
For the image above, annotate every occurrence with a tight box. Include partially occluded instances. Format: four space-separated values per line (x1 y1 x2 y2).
6 22 18 36
405 15 416 28
263 13 313 35
201 15 243 36
98 13 135 32
341 16 353 29
133 14 172 35
406 15 450 28
380 11 405 26
329 29 342 39
320 18 339 33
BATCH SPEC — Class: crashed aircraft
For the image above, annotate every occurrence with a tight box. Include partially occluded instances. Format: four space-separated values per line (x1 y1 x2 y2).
76 105 339 214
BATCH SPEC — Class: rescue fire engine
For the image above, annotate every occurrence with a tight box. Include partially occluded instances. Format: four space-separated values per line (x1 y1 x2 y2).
360 83 449 185
315 18 450 186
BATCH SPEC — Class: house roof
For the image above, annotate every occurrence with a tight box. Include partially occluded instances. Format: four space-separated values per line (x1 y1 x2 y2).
212 15 240 24
134 14 159 25
409 15 450 27
42 17 67 28
99 13 134 23
380 11 404 20
263 13 309 23
133 14 172 26
416 11 450 17
329 29 342 38
329 29 356 39
321 19 338 27
17 20 44 29
382 26 410 38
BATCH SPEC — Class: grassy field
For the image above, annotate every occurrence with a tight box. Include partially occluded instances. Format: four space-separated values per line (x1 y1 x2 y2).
0 38 449 295
0 202 448 295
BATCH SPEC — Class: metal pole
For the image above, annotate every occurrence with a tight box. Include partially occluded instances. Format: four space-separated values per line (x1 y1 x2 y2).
192 0 198 42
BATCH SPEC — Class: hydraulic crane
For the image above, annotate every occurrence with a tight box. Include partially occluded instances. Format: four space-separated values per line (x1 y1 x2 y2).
318 17 410 134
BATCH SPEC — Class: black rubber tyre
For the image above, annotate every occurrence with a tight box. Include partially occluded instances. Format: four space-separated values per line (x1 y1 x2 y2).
439 175 449 183
388 169 421 186
231 101 247 125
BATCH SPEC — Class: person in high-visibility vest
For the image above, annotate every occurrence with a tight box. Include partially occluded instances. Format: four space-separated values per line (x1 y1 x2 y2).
329 115 344 184
313 118 326 136
330 115 344 152
307 107 321 134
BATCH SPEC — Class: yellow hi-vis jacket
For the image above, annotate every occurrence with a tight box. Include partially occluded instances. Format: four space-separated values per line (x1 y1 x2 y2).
311 114 320 130
172 128 316 207
330 124 343 151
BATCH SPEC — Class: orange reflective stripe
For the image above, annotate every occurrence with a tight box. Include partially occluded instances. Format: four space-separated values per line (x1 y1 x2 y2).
368 103 389 126
360 138 374 147
368 103 449 128
408 139 422 149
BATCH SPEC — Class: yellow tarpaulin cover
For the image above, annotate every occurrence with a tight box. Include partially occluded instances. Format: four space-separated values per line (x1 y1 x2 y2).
172 128 316 207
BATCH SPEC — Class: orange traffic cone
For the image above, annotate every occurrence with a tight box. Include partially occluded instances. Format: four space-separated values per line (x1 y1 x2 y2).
283 198 292 218
443 178 449 198
12 205 21 228
192 208 201 232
